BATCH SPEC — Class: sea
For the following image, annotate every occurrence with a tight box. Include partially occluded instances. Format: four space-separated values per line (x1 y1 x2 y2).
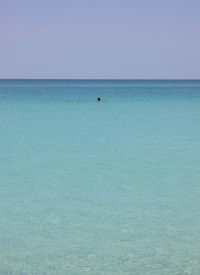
0 80 200 274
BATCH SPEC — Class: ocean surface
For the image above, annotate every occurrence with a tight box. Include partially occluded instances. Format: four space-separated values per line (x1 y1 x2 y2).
1 80 200 274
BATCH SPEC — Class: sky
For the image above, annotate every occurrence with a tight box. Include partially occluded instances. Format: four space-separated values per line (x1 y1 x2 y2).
0 0 200 79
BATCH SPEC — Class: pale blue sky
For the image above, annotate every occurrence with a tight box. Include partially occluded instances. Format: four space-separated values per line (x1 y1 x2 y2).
0 0 200 78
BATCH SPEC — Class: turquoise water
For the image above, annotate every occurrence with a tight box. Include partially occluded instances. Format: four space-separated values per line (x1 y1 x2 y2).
1 80 200 274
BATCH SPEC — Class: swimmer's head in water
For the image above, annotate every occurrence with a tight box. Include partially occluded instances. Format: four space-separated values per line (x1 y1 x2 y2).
97 97 101 102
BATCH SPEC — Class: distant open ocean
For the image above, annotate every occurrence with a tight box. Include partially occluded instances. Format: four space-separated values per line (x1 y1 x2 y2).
1 80 200 274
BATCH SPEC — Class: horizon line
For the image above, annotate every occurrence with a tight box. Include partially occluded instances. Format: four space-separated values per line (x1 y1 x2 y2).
0 78 200 81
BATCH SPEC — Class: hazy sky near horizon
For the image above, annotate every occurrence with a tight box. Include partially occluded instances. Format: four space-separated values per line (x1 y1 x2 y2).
0 0 200 79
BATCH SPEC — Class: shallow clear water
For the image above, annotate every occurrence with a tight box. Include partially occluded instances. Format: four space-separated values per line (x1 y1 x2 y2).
1 80 200 274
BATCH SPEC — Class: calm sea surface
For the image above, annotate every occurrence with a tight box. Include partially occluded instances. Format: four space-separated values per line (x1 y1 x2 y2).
1 80 200 274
